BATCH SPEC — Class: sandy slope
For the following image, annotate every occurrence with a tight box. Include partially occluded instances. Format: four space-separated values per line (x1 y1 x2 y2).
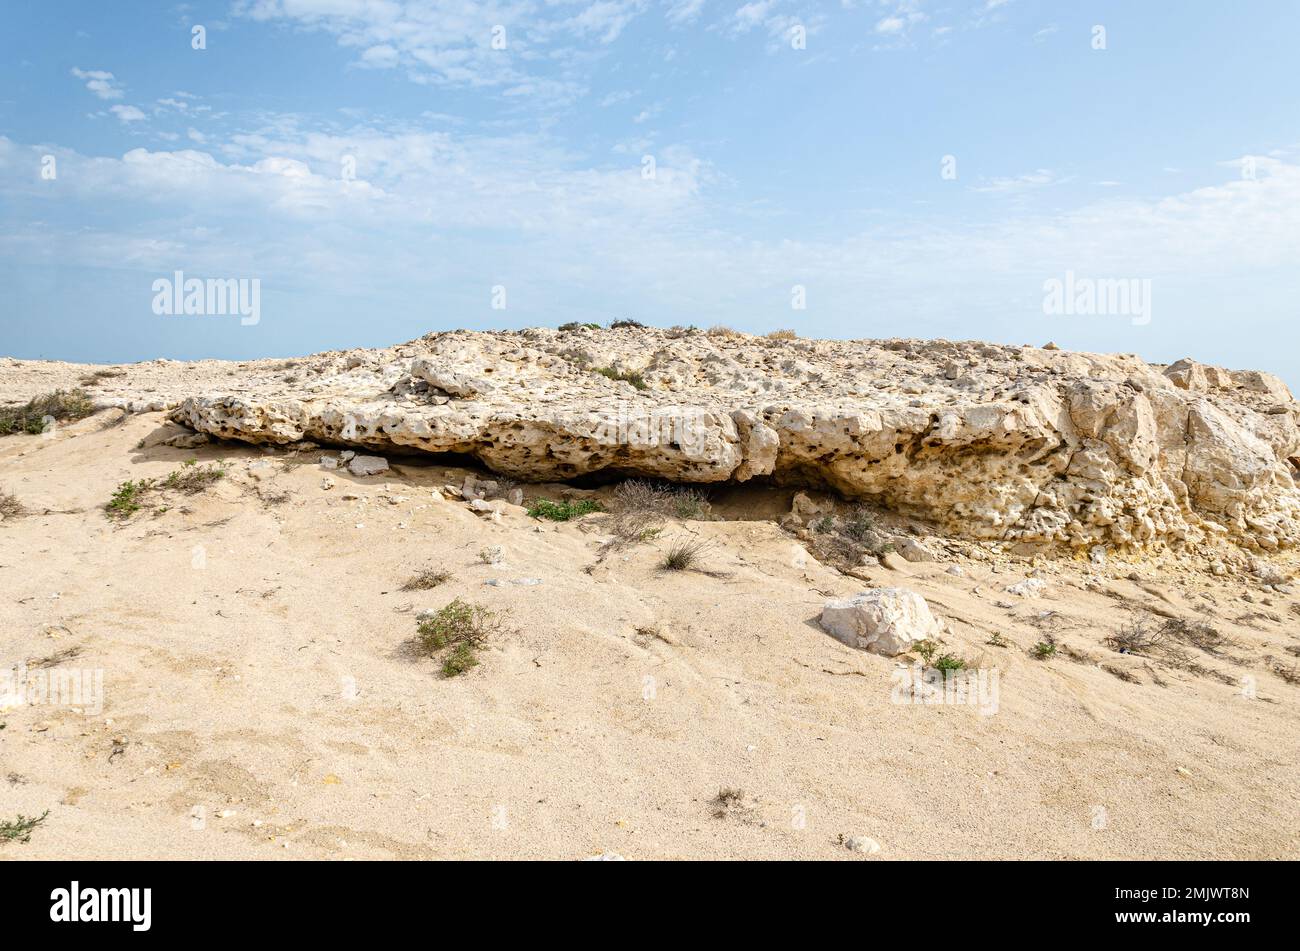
1 401 1298 860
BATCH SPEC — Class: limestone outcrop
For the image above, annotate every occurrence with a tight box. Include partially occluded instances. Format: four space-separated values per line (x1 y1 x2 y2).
168 327 1300 553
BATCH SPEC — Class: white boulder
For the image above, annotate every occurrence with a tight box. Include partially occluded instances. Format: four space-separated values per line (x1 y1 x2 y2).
819 587 942 656
347 454 389 477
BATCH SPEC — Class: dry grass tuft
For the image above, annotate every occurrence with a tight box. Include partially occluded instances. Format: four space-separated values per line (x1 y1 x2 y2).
401 568 452 591
0 490 24 521
0 389 94 436
659 537 711 572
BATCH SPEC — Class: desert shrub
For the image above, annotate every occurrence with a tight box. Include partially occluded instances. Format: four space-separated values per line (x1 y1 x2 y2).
613 480 710 521
0 490 23 521
0 390 93 436
558 321 601 332
161 460 226 494
527 499 602 521
416 598 506 677
106 479 153 519
766 329 797 340
1159 616 1236 656
106 461 226 519
839 506 879 544
1106 615 1164 655
805 505 894 570
401 568 451 591
933 653 967 674
593 367 647 390
707 325 742 338
1031 639 1057 660
0 810 48 844
914 639 967 673
609 318 645 329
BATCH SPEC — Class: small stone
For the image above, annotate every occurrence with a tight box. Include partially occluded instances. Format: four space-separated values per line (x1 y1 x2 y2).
844 835 881 855
320 456 340 470
1005 578 1048 598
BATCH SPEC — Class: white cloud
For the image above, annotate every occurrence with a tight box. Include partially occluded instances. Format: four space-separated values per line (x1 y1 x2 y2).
71 67 122 100
666 0 705 25
359 44 400 68
232 0 648 97
973 168 1064 194
732 1 778 33
110 104 147 123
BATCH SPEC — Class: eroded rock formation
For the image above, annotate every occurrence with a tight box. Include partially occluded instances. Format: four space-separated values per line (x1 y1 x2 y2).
169 328 1300 553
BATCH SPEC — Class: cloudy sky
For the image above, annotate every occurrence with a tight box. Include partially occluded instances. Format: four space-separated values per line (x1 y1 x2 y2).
2 1 1298 384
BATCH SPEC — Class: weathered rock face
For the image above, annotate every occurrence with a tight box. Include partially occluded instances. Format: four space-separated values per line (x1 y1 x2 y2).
169 328 1300 553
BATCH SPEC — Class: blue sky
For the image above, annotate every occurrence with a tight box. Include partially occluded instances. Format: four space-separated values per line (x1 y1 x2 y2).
1 1 1298 385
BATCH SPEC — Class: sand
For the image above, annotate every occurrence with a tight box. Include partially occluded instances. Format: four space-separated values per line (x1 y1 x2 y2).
1 364 1298 860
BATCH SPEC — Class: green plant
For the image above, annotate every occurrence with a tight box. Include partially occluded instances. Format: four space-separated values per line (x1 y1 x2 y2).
106 462 226 519
985 632 1010 648
1031 640 1057 660
160 461 226 494
0 390 93 436
609 318 645 329
593 367 648 390
933 653 967 674
0 810 48 843
558 321 602 332
913 639 939 664
106 479 154 519
415 598 505 677
526 498 602 521
840 506 877 544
